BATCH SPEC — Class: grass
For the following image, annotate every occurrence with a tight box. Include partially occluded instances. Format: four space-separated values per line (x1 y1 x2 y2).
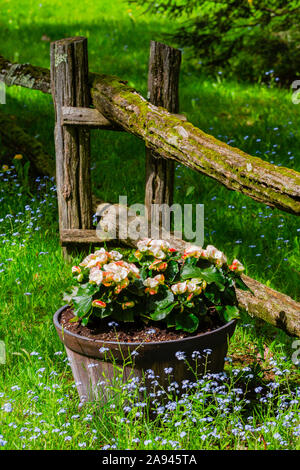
0 0 299 451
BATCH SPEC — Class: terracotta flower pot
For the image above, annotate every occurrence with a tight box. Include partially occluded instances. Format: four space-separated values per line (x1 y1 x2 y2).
53 305 236 403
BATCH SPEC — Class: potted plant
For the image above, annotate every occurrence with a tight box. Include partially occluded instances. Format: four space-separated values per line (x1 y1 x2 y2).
53 239 248 403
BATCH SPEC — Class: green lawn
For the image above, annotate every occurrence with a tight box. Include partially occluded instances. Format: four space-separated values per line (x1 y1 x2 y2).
0 0 299 451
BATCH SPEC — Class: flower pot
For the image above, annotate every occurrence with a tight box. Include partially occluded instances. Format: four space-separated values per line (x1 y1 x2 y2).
53 305 236 403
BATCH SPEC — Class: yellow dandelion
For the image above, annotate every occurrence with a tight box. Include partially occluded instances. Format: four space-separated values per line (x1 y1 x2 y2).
2 165 9 171
13 154 23 160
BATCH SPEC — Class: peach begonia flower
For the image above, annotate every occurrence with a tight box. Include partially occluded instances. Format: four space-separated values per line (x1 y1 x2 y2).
183 245 203 259
143 274 165 294
92 300 106 308
202 244 227 267
89 267 104 286
229 259 245 273
137 238 170 260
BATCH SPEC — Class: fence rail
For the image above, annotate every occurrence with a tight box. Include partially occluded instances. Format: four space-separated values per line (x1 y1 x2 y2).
1 49 300 215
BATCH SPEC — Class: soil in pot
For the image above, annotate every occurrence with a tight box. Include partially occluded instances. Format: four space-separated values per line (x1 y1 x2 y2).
60 307 225 343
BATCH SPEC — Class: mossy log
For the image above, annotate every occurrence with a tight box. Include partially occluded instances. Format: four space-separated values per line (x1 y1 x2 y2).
236 275 300 338
60 202 300 338
91 74 300 215
0 111 55 176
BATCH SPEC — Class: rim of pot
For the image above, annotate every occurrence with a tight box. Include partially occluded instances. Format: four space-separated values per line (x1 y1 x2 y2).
53 304 237 348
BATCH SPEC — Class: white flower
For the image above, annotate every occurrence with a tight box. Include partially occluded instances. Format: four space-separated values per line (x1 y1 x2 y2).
71 266 81 274
186 279 201 293
103 262 129 283
80 248 108 268
87 253 108 268
214 250 227 266
183 245 202 258
144 278 158 289
202 244 227 266
137 238 170 259
150 240 170 259
137 238 151 252
108 250 123 261
143 274 164 289
204 244 218 258
127 262 140 277
89 267 103 285
79 253 95 267
93 248 107 256
171 281 187 295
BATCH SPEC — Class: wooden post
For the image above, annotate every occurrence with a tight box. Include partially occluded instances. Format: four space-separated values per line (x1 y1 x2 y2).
145 41 181 228
50 37 92 258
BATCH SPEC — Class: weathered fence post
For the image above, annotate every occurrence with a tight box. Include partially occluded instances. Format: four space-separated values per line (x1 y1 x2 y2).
50 37 92 258
145 41 181 229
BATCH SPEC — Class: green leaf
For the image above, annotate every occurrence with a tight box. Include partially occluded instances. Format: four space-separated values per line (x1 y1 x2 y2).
175 313 199 333
139 266 149 282
73 294 93 318
63 285 79 304
183 256 198 267
181 264 226 290
69 315 80 323
234 275 253 293
164 260 179 282
81 317 90 327
221 285 237 304
216 305 240 323
186 186 195 197
72 283 98 318
166 311 177 328
223 305 240 322
113 308 135 322
204 285 221 304
150 302 177 321
94 307 112 320
148 286 174 312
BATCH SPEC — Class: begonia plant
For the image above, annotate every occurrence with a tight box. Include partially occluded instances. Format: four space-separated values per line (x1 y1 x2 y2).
63 239 249 333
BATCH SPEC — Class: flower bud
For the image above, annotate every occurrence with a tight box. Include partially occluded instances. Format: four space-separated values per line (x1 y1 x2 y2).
92 300 106 308
72 266 81 275
149 260 168 271
121 301 135 310
229 259 245 273
134 250 143 260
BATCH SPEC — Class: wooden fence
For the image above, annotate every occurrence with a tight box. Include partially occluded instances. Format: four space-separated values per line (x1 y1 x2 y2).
0 37 299 337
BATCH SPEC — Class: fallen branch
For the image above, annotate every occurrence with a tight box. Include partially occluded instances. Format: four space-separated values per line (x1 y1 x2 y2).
0 111 55 176
0 55 51 94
